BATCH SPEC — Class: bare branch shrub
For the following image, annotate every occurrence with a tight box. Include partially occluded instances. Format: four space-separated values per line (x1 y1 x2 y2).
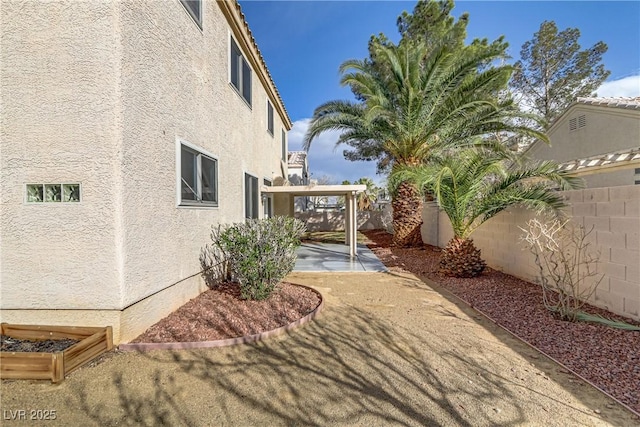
199 242 229 289
521 218 603 321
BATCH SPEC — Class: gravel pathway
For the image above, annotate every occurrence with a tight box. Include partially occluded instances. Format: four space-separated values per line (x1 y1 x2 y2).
363 229 640 415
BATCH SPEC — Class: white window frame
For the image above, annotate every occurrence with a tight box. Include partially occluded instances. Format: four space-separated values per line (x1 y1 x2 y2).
176 138 218 208
263 178 273 218
281 129 287 162
244 172 259 219
180 0 202 30
229 35 252 107
267 100 274 136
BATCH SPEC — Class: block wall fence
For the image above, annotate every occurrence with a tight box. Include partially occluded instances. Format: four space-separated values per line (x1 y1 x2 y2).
422 185 640 321
294 211 388 232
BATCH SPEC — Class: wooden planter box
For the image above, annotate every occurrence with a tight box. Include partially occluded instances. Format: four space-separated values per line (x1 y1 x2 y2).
1 323 113 383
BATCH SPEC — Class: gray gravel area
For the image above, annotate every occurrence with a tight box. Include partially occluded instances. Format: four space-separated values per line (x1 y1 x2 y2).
1 271 638 426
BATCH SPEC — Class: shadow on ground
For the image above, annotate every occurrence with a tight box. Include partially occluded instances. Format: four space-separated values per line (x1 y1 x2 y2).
72 306 528 426
2 272 633 426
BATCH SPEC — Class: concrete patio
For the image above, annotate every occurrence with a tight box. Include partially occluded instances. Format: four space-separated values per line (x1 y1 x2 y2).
2 271 634 426
294 242 388 272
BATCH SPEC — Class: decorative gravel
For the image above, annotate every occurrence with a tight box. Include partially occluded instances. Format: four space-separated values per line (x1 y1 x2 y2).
363 229 640 414
131 282 321 344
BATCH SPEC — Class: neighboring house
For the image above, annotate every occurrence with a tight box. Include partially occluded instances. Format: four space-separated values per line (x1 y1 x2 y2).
528 97 640 188
373 188 391 211
0 1 292 344
287 151 309 186
288 151 311 212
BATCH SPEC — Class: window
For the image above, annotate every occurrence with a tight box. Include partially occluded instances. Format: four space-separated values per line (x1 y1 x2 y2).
26 183 80 203
267 101 274 135
281 129 287 161
179 142 217 206
180 0 202 29
230 38 251 106
263 179 273 218
244 173 259 219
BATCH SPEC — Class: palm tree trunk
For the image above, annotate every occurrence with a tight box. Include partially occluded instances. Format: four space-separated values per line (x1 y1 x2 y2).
391 181 423 247
439 237 486 277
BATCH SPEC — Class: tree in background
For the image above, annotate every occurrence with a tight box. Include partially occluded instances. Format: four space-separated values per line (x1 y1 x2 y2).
340 0 511 173
337 178 379 211
354 177 379 211
511 21 610 129
309 175 336 209
390 149 581 277
305 38 543 246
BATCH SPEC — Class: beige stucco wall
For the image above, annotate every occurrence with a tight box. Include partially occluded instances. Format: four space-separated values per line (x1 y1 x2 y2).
422 186 640 321
581 169 636 189
529 104 640 188
1 1 289 343
1 1 123 311
534 105 640 162
116 1 287 309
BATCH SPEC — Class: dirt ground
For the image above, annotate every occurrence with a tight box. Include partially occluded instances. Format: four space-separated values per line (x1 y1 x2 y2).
1 271 638 426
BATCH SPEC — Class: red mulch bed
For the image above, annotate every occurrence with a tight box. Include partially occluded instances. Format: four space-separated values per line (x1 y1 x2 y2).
362 229 640 414
132 282 320 344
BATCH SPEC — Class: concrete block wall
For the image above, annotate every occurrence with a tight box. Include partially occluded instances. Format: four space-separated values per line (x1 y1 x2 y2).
295 211 385 232
421 185 640 321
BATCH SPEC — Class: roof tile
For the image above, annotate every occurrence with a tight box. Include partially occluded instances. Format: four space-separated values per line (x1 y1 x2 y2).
576 97 640 109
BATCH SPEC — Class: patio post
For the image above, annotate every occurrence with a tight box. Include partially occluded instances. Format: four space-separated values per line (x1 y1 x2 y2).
345 191 351 247
349 191 357 258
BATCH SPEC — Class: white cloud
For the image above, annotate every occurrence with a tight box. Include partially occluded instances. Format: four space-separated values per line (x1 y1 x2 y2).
288 119 382 185
596 75 640 98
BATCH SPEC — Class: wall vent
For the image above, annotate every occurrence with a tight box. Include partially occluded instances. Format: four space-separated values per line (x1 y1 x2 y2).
578 114 586 128
569 117 577 131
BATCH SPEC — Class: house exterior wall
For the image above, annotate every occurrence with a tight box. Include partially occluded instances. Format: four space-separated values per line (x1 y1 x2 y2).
1 1 290 343
1 2 123 312
529 104 640 188
116 1 287 309
581 169 636 189
422 186 640 321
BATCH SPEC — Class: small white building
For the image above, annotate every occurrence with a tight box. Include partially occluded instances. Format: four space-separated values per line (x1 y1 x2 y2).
0 0 293 344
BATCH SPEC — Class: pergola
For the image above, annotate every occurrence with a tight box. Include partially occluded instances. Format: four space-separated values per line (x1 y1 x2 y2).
261 184 366 258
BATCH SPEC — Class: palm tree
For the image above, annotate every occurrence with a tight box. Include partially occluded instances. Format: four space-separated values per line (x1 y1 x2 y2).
391 149 582 277
354 177 379 211
304 38 545 247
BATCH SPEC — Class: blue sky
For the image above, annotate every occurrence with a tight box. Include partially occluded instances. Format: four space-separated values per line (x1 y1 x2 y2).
239 1 640 185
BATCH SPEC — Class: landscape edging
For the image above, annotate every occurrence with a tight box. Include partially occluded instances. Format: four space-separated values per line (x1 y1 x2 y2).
418 275 640 419
117 284 324 352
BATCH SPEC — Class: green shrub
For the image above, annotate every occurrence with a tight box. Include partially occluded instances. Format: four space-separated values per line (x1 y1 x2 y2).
211 216 306 300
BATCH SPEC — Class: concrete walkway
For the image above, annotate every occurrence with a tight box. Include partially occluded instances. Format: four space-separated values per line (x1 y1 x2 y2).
1 272 635 426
